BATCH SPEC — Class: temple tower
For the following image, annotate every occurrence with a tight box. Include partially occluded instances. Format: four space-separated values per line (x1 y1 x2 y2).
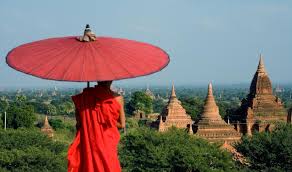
41 115 54 137
232 55 287 135
157 84 193 132
145 85 155 99
195 83 241 144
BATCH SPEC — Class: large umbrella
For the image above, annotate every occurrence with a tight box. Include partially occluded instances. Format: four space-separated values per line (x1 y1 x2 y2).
6 25 169 85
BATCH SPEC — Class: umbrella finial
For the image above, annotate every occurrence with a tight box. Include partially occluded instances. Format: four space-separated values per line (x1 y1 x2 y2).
77 24 96 42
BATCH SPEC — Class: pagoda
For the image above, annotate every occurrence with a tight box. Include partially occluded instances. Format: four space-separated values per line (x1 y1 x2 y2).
145 85 155 99
157 84 193 132
41 115 54 137
194 83 241 144
232 55 287 135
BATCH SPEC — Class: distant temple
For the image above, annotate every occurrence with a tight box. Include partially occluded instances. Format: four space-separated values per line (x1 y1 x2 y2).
41 115 54 138
155 84 193 132
194 83 241 144
231 55 287 135
145 85 155 99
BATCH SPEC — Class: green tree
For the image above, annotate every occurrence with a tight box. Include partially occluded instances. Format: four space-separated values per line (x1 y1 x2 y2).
236 123 292 171
180 97 204 120
48 119 65 130
59 101 74 117
0 129 67 172
153 98 166 113
46 104 57 116
119 127 238 172
4 103 36 129
126 91 153 115
15 94 27 105
0 99 9 128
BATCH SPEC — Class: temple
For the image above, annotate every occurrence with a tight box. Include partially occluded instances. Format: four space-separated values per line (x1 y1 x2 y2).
41 115 54 137
145 85 155 99
231 55 287 135
194 83 241 144
155 84 193 132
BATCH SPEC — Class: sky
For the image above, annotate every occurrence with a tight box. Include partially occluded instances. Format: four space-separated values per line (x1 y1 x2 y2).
0 0 291 88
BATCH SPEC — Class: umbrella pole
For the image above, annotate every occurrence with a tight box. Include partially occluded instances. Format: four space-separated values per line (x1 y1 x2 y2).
87 82 90 88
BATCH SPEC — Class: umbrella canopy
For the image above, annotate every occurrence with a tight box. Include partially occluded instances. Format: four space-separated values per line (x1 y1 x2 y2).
6 25 169 82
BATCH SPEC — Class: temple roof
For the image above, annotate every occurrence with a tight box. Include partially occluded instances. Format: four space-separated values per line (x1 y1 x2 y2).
157 84 192 132
41 115 53 130
249 55 273 96
195 83 241 143
200 83 222 122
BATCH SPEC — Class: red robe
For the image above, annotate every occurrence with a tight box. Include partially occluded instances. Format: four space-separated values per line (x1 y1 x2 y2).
68 86 121 172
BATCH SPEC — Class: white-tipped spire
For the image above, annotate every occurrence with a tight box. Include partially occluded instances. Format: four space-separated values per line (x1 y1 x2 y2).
257 54 266 73
208 82 213 96
171 83 176 97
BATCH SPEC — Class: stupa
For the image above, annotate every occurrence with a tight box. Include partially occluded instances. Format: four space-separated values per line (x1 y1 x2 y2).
194 83 241 144
145 85 155 99
232 55 287 135
41 115 54 137
157 84 193 132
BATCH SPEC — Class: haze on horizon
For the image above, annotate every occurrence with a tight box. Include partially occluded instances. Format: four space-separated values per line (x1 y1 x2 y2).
0 1 291 88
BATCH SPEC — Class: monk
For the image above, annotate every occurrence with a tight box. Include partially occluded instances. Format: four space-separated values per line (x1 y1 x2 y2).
68 81 126 172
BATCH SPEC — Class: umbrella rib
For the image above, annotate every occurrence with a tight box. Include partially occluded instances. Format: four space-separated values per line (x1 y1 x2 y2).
103 40 164 66
39 43 82 79
27 43 80 75
60 44 85 81
101 46 135 78
88 43 99 81
14 42 69 69
95 45 117 80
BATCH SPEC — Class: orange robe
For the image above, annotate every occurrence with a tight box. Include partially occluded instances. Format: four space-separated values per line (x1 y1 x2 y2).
68 87 121 172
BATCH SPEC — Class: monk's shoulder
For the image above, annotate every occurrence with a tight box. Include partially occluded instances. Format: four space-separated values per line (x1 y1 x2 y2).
112 92 124 105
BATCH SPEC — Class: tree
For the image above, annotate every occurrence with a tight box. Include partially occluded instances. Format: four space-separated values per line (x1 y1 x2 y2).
59 101 74 117
0 129 67 172
46 104 57 116
49 119 65 130
119 127 238 171
180 97 204 120
236 123 292 171
3 103 36 129
0 99 9 128
153 99 166 113
126 91 153 115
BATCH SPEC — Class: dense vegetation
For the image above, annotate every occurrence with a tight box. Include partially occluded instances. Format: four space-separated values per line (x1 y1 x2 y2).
119 127 238 172
236 124 292 172
0 129 67 172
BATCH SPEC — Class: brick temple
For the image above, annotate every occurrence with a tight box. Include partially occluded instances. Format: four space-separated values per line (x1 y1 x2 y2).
194 83 241 143
155 84 193 132
231 55 287 135
41 115 54 138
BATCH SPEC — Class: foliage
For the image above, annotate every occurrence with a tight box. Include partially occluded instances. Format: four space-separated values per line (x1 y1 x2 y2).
180 97 204 120
59 102 74 117
0 99 9 114
0 129 67 172
3 103 36 129
126 91 153 115
49 118 66 130
152 98 166 113
236 124 292 171
119 127 238 172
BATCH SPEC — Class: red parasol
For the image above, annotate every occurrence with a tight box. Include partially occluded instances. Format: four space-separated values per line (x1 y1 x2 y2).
6 25 169 83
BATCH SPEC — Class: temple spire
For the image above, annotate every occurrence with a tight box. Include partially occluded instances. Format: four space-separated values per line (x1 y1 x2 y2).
41 115 54 137
44 115 50 127
201 83 221 120
257 54 266 73
171 83 176 98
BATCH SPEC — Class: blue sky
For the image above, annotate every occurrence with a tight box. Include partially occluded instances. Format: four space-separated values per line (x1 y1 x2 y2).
0 0 291 87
